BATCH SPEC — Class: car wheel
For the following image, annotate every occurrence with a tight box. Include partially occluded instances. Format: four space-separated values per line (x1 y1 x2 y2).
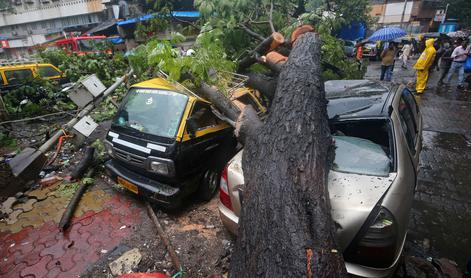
198 168 221 201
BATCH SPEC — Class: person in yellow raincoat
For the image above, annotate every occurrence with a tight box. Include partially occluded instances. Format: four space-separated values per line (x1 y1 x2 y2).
414 38 436 94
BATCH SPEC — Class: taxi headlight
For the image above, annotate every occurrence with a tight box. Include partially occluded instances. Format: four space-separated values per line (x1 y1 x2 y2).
104 140 114 157
147 157 175 177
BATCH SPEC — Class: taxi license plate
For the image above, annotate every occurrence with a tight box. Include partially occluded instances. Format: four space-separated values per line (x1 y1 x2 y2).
117 176 138 194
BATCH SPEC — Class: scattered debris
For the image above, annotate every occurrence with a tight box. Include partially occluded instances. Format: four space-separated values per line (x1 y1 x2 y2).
39 175 63 187
1 196 17 214
108 248 142 276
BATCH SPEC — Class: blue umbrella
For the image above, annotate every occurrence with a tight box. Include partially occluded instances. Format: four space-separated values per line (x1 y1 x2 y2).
367 27 407 42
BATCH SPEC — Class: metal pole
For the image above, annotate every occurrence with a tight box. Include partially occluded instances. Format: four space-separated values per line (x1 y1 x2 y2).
400 0 408 29
442 3 449 24
38 70 132 153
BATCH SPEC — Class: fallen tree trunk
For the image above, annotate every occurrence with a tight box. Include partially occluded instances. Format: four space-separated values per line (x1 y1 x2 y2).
229 32 347 277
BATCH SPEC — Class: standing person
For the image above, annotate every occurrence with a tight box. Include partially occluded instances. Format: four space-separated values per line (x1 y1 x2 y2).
380 42 396 81
411 38 419 55
430 40 444 72
413 38 437 94
438 41 453 86
418 35 426 53
444 38 470 90
400 42 412 69
355 42 364 70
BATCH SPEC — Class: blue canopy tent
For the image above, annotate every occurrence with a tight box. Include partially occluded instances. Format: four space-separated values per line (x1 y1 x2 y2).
117 11 200 27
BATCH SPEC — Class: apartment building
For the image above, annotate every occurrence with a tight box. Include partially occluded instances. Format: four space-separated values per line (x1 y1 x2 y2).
369 0 445 33
0 0 106 58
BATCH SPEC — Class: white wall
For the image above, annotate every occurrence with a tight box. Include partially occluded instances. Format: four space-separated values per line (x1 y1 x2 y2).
0 0 104 27
380 1 414 24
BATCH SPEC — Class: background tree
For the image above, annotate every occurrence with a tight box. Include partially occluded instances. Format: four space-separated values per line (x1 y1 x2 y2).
445 0 471 29
195 0 370 80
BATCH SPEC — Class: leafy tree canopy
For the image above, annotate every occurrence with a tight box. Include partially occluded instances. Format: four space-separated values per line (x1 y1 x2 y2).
445 0 471 29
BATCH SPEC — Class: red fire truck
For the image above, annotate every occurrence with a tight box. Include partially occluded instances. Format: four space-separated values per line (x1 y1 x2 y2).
55 35 111 55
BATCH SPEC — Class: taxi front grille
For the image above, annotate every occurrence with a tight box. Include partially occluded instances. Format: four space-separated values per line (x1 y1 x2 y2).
113 147 146 166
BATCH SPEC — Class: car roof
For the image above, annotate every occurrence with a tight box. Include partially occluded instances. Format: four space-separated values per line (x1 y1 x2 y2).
131 77 208 102
0 63 57 70
324 80 394 119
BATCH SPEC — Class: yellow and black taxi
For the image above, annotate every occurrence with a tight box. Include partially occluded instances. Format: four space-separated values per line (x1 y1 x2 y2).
104 78 238 208
0 63 68 91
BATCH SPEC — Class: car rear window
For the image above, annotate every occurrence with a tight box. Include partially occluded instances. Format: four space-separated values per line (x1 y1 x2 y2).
332 136 390 176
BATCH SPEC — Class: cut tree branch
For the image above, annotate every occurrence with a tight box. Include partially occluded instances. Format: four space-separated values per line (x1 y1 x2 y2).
238 32 285 71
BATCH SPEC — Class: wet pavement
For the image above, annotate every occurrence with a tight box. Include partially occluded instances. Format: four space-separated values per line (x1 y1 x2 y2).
0 180 145 277
366 59 471 270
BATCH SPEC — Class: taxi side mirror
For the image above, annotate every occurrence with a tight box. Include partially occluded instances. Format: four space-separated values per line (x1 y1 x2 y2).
186 117 198 138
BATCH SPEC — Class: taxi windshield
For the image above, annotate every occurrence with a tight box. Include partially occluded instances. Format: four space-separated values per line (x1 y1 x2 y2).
113 88 188 138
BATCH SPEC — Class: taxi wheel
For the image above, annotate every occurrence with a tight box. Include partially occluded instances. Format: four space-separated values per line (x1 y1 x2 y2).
198 168 221 201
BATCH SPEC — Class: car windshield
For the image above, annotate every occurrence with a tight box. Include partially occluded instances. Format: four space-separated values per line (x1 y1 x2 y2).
332 135 390 176
77 38 105 51
113 88 188 138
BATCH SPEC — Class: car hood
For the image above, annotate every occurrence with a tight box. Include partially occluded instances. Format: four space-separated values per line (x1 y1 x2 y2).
329 170 396 251
228 151 397 252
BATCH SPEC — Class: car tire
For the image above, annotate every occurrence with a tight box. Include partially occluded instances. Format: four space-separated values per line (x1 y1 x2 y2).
197 168 221 201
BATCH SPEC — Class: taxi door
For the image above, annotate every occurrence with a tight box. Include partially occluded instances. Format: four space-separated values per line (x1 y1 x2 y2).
177 100 232 178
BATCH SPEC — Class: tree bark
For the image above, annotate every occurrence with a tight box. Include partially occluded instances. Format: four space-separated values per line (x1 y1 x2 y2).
229 32 347 277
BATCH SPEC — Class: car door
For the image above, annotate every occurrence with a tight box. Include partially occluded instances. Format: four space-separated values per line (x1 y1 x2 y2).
399 88 422 167
397 89 420 169
179 101 230 176
4 68 34 89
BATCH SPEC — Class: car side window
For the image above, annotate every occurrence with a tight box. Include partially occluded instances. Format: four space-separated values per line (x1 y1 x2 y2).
38 66 61 78
190 102 218 130
0 73 4 85
398 97 417 154
401 88 419 121
5 69 34 85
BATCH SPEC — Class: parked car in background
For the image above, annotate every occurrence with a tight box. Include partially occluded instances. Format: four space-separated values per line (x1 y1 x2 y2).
219 80 422 277
343 40 356 57
0 62 67 92
363 42 379 60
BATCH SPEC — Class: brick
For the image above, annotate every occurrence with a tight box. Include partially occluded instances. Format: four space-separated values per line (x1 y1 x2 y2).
20 255 52 278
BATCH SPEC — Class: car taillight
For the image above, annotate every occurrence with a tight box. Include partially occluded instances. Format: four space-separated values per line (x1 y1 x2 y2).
219 166 233 210
344 207 397 268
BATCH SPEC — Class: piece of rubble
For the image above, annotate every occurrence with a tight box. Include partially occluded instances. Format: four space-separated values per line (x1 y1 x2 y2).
6 210 23 225
1 197 17 215
13 199 37 213
108 248 142 276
